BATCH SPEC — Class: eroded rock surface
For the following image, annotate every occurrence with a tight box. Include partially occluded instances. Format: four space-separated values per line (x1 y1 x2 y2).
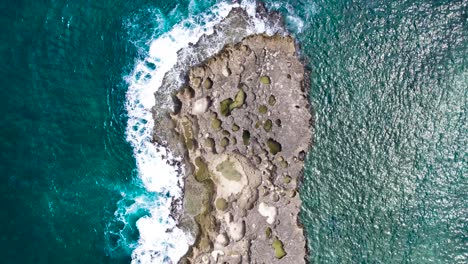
168 34 312 263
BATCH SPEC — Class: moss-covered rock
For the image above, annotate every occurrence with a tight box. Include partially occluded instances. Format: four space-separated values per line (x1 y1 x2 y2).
260 76 271 85
215 198 228 211
220 137 230 148
258 105 268 114
211 117 222 130
215 159 242 182
263 119 273 132
220 98 234 116
194 211 216 253
194 157 210 182
267 138 282 155
229 88 246 110
203 77 213 89
191 77 202 89
268 95 276 106
265 227 272 239
232 123 240 132
272 237 286 259
283 175 292 184
255 121 261 129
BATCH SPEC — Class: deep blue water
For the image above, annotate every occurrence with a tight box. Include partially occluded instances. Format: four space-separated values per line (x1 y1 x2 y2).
0 0 466 263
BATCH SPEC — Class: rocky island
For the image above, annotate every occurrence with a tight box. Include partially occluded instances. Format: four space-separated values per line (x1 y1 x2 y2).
152 6 312 264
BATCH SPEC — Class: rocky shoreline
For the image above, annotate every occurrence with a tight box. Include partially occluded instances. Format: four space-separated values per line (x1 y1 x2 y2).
152 6 312 264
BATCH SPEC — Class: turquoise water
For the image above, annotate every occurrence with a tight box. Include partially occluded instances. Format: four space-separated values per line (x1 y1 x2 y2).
297 1 467 263
0 0 466 263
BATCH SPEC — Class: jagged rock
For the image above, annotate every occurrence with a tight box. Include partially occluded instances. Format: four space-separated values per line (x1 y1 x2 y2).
153 6 312 264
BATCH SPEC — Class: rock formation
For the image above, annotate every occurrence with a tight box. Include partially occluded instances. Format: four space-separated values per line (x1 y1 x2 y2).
153 6 312 264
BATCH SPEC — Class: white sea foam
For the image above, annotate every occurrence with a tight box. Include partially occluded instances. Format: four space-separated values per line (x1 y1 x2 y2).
267 0 320 35
123 1 294 263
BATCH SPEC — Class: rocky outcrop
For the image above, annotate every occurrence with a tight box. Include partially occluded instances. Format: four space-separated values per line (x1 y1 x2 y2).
152 6 284 123
166 34 312 263
149 4 313 263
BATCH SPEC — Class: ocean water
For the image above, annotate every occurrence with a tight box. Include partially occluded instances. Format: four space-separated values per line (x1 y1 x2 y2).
0 0 466 263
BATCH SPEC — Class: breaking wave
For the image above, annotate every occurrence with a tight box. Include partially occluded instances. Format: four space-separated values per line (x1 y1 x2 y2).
113 1 302 263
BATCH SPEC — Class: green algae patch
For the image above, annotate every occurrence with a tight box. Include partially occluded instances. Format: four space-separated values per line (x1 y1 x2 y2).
272 237 287 259
215 198 228 211
255 121 261 129
242 130 251 146
203 77 213 89
267 138 282 155
195 157 210 182
260 76 271 84
191 77 202 89
258 105 268 114
265 227 272 239
191 178 216 254
216 159 242 182
220 98 233 116
280 160 289 168
211 117 222 130
229 88 246 110
268 95 276 106
219 99 232 116
220 137 230 148
263 119 273 132
194 208 216 253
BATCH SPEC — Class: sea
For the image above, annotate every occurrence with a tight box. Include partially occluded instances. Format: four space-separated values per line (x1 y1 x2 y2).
0 0 466 263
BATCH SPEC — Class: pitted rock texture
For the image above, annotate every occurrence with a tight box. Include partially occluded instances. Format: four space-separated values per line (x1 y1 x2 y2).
152 6 285 123
171 34 312 264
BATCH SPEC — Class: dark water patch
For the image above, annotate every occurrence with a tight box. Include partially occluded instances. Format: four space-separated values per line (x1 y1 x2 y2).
0 0 151 263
